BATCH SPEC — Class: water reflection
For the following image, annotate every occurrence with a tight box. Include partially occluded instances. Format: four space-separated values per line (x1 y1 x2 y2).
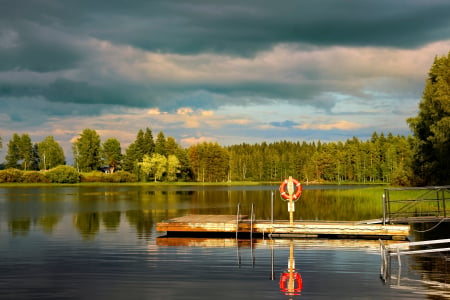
2 185 385 240
381 251 450 298
2 185 449 299
156 236 450 298
381 235 450 298
279 240 302 298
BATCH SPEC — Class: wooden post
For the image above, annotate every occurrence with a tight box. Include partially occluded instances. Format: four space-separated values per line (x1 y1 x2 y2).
288 240 295 292
287 176 294 226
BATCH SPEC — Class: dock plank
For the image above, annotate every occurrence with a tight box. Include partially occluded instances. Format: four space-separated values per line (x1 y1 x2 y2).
156 214 410 239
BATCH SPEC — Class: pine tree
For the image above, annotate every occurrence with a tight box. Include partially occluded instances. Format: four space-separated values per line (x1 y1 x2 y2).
408 52 450 185
102 138 122 173
155 131 166 156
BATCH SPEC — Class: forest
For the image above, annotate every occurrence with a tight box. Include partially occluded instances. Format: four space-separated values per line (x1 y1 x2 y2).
0 52 449 186
0 128 415 185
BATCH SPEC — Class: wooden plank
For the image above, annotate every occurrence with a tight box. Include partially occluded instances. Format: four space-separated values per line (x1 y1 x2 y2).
156 236 408 249
156 214 410 238
156 214 246 233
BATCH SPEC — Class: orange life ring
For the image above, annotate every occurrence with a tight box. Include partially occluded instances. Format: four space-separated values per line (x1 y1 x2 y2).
279 178 302 200
279 271 302 296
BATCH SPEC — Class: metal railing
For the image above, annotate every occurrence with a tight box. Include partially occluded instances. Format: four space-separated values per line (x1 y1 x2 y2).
383 186 450 224
380 238 450 282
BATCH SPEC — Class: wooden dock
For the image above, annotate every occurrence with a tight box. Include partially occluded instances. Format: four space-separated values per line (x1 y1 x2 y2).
156 214 410 240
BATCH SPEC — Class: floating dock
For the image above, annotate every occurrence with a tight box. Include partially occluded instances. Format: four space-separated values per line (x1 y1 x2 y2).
156 214 410 240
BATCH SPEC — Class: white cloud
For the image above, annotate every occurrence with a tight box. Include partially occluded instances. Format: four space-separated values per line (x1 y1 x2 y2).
147 108 161 115
297 120 363 130
177 107 194 115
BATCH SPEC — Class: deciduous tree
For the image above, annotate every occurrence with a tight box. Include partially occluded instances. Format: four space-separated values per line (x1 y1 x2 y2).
140 153 167 182
37 136 65 170
5 133 35 170
73 129 101 172
167 154 180 181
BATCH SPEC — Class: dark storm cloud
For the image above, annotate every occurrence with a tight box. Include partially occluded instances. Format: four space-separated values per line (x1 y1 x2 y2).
1 0 449 120
0 21 83 72
79 0 450 54
3 0 450 58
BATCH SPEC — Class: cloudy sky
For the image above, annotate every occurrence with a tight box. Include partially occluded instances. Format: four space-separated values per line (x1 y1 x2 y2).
1 0 450 163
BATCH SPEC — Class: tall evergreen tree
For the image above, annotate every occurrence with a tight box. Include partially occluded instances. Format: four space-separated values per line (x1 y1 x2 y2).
143 128 155 156
73 129 102 172
134 129 146 161
408 52 450 185
102 138 122 173
165 136 179 156
122 143 138 172
155 131 167 156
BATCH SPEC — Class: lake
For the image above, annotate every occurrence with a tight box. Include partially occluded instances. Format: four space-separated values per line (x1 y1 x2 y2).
0 185 449 299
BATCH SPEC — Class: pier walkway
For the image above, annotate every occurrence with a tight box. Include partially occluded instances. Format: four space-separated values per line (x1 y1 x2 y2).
156 214 410 240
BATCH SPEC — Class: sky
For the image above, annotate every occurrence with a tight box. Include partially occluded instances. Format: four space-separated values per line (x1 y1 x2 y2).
1 0 450 164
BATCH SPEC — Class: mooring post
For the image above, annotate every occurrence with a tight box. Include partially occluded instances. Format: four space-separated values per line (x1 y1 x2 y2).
236 202 240 240
250 202 254 241
271 191 274 229
287 176 294 226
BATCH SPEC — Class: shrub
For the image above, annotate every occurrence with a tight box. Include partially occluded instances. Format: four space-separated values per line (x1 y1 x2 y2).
80 171 111 182
45 165 80 183
111 171 138 182
79 171 138 183
0 168 24 183
22 171 50 183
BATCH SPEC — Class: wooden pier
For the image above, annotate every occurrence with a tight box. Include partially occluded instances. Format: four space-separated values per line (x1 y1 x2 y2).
156 214 410 240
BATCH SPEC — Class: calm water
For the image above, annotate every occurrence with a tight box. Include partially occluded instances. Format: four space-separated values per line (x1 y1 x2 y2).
0 185 449 299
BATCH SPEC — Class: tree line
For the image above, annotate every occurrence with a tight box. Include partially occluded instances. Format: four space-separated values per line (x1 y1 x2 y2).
1 52 449 186
0 127 414 185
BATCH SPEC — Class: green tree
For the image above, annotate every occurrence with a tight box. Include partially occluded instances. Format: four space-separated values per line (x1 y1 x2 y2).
155 131 167 156
143 128 155 155
140 153 167 182
19 134 34 170
167 154 180 181
408 52 450 185
188 142 229 182
5 133 21 169
122 128 155 174
37 136 65 170
165 136 179 156
73 129 102 172
122 143 138 172
102 138 122 173
175 147 193 181
5 133 35 170
134 127 155 160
